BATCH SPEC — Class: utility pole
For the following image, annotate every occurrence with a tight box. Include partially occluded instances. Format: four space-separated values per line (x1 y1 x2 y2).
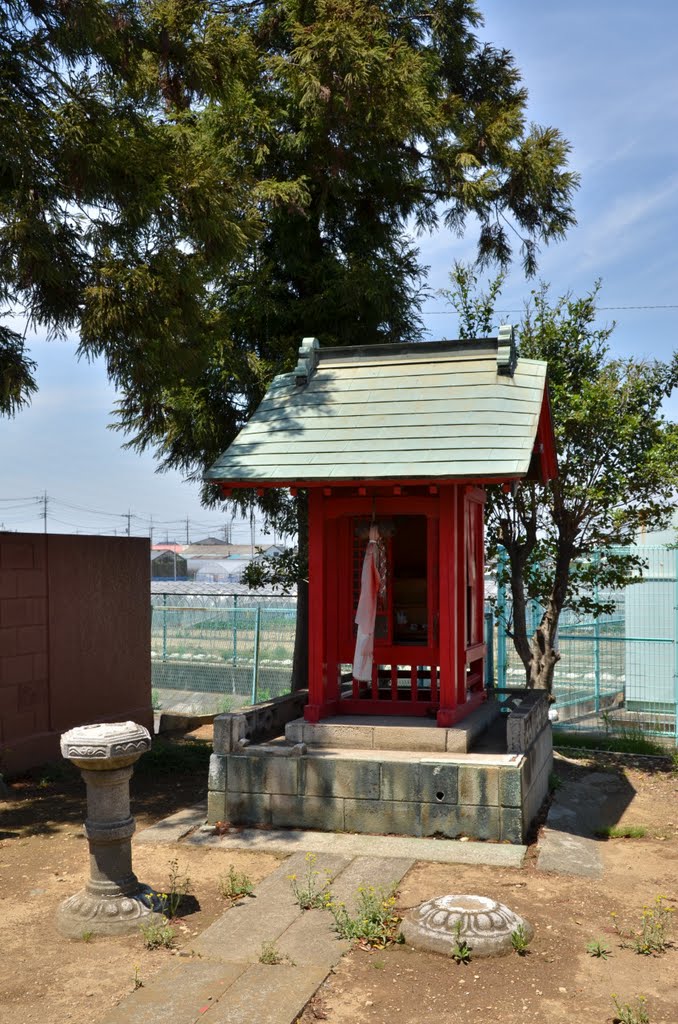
42 491 48 534
186 517 190 545
126 510 131 537
250 508 255 557
149 515 153 546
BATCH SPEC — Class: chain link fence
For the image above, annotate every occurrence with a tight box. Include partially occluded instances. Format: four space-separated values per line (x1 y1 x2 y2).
488 545 678 743
151 588 296 714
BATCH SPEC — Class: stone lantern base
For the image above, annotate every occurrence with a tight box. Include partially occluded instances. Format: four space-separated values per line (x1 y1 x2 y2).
57 722 166 938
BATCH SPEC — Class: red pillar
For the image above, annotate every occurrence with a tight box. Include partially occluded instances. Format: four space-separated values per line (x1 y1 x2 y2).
436 485 459 726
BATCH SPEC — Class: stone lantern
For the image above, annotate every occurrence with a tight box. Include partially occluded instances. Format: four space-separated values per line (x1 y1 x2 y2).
57 721 164 938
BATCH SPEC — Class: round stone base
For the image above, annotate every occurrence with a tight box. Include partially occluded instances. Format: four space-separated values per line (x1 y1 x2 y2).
400 894 533 958
57 886 165 938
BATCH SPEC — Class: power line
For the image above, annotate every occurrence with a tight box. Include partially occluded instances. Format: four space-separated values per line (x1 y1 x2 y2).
422 303 678 315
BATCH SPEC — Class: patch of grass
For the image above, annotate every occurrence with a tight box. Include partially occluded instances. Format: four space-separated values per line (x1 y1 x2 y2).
330 884 402 949
81 930 93 943
140 917 175 950
510 925 531 956
548 770 563 791
553 730 666 757
611 994 650 1024
595 824 647 839
288 852 332 910
136 737 211 776
218 866 255 902
259 941 294 965
586 938 611 959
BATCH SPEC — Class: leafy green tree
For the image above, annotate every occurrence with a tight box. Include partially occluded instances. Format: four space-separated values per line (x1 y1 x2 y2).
447 266 678 695
2 2 580 687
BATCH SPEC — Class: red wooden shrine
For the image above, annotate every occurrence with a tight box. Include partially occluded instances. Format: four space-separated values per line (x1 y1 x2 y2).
208 334 557 728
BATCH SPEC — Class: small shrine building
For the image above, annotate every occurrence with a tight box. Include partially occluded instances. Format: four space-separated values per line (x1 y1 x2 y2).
206 330 556 728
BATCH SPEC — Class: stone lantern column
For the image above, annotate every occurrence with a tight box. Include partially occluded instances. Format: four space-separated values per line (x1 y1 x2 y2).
57 721 164 938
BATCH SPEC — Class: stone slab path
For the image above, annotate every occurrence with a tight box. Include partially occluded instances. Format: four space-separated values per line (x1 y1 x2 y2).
136 804 527 869
99 850 413 1024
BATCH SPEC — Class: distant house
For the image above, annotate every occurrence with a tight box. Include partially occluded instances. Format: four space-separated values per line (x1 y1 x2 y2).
151 548 188 579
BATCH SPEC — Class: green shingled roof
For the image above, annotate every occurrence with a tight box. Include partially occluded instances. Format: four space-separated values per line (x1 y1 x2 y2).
206 337 549 485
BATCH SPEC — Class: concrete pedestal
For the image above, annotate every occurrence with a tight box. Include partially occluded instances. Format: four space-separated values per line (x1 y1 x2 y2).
57 721 165 938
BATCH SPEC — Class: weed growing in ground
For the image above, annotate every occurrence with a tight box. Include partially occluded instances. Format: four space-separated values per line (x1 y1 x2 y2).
548 771 563 791
139 918 175 950
586 939 611 959
259 941 294 965
611 994 649 1024
510 925 531 956
81 931 93 943
218 866 254 902
633 897 674 955
133 965 143 990
288 853 332 910
329 884 402 948
161 859 193 918
595 825 647 839
449 921 472 964
611 896 675 955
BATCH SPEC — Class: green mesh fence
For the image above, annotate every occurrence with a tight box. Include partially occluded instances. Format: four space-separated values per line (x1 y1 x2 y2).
151 593 296 714
491 545 678 743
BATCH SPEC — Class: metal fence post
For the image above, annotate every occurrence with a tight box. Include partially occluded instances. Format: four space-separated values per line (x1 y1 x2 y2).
496 547 507 690
162 593 168 660
674 549 678 746
593 550 601 714
484 608 495 688
251 605 261 705
232 594 238 666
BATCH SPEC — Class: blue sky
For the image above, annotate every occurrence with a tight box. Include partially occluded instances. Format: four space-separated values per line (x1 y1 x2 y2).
2 0 677 538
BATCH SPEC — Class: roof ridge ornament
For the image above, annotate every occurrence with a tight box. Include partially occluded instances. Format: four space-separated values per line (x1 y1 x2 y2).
497 324 517 377
294 336 320 386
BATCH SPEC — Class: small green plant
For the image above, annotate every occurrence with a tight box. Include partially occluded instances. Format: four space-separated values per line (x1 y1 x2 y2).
510 924 531 956
586 938 611 959
140 917 175 950
330 884 402 948
612 896 675 955
611 994 649 1024
259 940 294 965
133 965 143 990
81 930 93 943
218 866 255 902
548 770 563 791
288 853 332 910
632 896 674 955
449 921 472 964
151 689 162 711
596 824 647 839
160 859 193 919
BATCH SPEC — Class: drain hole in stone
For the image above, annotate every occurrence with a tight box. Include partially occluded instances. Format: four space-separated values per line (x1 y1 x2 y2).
435 791 445 802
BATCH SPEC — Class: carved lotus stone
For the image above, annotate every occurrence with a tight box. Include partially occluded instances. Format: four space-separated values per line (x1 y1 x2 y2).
400 894 533 957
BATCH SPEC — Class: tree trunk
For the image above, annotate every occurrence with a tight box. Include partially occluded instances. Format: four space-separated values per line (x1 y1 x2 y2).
290 492 308 692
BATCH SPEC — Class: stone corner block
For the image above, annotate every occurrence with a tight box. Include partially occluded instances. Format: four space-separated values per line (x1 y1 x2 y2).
208 753 228 793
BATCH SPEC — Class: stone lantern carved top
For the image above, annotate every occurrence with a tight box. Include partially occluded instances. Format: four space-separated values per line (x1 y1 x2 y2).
60 721 151 768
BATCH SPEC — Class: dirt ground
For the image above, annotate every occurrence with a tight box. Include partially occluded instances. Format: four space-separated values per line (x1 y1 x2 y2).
2 734 678 1024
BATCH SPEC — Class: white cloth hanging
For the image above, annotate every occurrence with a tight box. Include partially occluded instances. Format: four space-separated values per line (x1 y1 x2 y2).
352 524 381 682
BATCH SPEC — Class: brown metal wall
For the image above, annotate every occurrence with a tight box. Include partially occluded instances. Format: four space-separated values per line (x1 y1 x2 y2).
0 534 151 774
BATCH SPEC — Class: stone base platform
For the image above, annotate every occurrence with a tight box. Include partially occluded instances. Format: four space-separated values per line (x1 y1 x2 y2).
285 700 500 753
207 696 553 845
